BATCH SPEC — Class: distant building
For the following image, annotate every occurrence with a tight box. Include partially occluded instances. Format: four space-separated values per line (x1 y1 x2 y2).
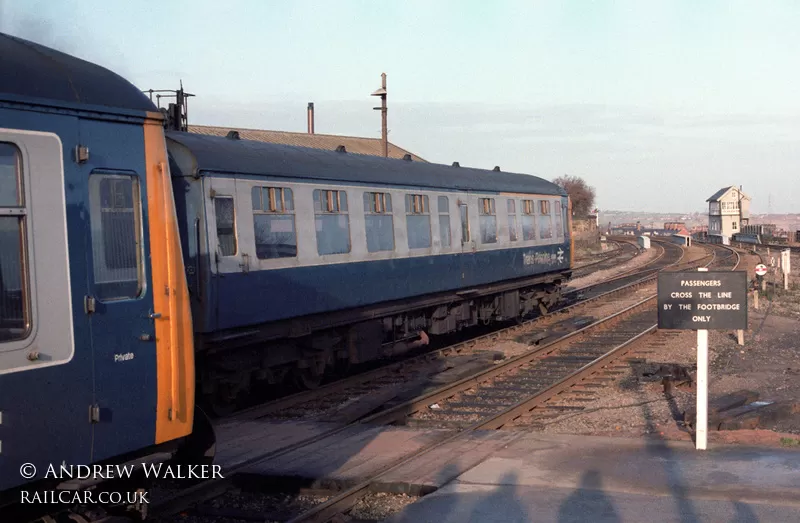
188 124 426 161
664 222 690 236
706 186 750 243
609 222 642 235
609 221 681 237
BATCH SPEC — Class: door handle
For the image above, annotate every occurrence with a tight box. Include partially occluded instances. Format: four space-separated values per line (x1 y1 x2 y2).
149 312 162 319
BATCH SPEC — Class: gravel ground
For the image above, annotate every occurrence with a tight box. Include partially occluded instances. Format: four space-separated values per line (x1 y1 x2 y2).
533 329 698 437
528 251 800 448
707 251 800 434
149 490 331 523
573 240 622 265
681 244 715 266
349 492 420 521
566 244 658 290
148 488 418 523
474 285 657 361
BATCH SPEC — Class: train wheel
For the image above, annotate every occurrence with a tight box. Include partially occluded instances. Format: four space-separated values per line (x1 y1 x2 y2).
538 302 549 315
294 368 323 390
333 357 352 376
174 406 217 468
204 384 238 418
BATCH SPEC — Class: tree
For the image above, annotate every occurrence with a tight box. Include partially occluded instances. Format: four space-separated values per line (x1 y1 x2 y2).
553 175 596 218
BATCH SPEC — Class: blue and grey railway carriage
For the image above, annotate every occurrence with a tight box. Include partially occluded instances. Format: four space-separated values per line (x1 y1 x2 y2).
167 131 573 411
0 30 572 520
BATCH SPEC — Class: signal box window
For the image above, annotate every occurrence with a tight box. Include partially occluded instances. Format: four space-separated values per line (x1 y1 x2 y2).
0 143 30 342
479 198 497 244
538 200 553 239
438 196 451 247
363 192 394 253
252 186 297 259
314 189 351 255
405 194 431 249
521 200 536 240
89 173 144 300
214 196 237 256
507 199 518 242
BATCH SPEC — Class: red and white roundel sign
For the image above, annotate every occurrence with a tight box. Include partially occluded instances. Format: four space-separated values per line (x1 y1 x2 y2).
755 264 767 276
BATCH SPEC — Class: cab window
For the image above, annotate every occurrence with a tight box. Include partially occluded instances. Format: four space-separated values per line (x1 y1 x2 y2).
0 143 30 341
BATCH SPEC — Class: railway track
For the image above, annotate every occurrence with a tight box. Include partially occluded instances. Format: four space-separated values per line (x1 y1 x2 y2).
222 240 686 426
229 239 710 426
148 240 728 522
276 242 739 522
570 238 639 278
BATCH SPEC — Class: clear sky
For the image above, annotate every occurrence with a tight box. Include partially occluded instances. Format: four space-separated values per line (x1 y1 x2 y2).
2 0 799 213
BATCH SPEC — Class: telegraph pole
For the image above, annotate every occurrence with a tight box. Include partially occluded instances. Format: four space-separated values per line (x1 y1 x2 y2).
371 73 388 157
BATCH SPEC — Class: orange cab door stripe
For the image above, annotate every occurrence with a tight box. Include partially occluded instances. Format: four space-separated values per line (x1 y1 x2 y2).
143 116 195 443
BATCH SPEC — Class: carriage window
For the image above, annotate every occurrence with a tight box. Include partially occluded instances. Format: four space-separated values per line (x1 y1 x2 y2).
364 192 394 252
554 201 563 239
252 186 297 259
0 143 30 342
405 194 431 249
539 200 553 239
89 174 143 300
479 198 497 244
214 196 237 256
438 196 451 247
314 189 350 255
507 199 518 242
521 199 536 240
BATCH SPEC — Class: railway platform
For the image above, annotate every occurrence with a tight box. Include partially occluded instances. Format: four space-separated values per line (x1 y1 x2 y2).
385 433 800 522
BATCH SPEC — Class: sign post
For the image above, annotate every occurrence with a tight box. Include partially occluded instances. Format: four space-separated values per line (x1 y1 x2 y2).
695 269 710 450
782 249 791 290
657 269 748 450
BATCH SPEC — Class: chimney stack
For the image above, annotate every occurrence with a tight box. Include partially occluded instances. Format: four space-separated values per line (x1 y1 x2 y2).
307 102 315 134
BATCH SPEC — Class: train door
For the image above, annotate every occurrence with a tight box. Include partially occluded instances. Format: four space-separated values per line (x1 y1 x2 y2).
458 195 473 252
80 120 159 461
204 175 243 275
203 175 245 333
457 194 476 282
0 126 91 490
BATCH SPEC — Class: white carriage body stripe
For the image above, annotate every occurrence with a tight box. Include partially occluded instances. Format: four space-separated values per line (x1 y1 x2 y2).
203 176 568 274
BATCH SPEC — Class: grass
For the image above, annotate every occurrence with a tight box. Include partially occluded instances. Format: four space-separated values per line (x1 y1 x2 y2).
780 437 800 447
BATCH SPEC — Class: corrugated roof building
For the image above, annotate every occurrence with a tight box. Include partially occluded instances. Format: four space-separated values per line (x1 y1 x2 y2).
188 124 426 162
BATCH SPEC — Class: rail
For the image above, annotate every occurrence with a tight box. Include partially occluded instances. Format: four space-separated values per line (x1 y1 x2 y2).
149 240 722 521
285 242 735 522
